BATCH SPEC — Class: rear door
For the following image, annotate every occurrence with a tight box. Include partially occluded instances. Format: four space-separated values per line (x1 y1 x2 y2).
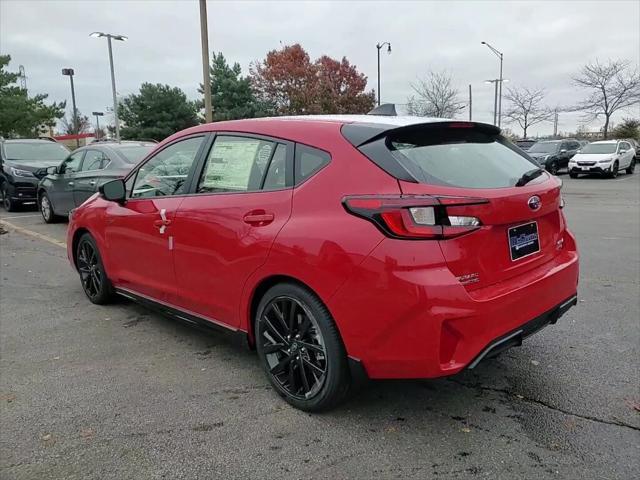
386 124 565 291
171 134 294 328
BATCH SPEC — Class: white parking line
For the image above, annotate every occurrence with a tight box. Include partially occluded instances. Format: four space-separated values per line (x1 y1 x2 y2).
0 213 42 219
0 219 66 249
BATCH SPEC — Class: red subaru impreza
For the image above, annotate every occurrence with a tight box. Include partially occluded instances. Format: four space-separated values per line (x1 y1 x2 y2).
67 115 579 411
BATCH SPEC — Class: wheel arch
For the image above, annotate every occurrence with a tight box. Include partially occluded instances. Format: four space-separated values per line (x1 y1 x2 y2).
70 227 91 269
244 274 334 349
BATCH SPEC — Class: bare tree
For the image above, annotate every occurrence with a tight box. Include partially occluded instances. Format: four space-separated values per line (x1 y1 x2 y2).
503 86 553 139
61 111 91 135
406 71 465 118
572 59 640 139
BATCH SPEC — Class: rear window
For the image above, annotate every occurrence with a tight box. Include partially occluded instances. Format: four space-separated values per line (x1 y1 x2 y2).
388 127 538 188
117 145 154 164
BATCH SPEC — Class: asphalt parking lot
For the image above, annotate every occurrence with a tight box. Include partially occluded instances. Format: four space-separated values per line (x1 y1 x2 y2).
1 173 639 480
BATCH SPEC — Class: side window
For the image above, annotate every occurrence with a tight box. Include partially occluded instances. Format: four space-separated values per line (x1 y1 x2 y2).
294 144 330 185
621 142 630 151
81 150 107 171
197 136 280 193
131 136 203 198
62 151 84 173
560 142 569 151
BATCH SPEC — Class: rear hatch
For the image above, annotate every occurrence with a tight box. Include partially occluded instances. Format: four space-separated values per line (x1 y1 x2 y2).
345 121 566 291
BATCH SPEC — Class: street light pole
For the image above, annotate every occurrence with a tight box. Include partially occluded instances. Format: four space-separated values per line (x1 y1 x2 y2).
61 68 79 148
200 0 213 123
485 79 499 126
481 41 504 127
375 42 391 106
90 32 127 143
92 111 104 140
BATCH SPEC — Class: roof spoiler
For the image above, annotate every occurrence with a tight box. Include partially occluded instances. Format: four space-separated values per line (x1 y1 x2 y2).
367 103 397 116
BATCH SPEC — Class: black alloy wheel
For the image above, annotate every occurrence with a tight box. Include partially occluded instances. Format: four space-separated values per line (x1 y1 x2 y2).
610 161 619 178
548 161 559 176
76 234 114 304
255 283 350 411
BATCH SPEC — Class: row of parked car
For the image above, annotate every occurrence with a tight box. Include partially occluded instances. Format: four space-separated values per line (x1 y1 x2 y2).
515 138 638 178
0 133 637 221
0 138 155 216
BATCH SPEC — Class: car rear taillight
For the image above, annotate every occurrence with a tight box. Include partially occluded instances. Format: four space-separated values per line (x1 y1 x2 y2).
343 195 488 240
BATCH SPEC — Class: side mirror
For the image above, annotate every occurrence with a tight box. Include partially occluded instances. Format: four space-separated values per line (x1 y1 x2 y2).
46 166 58 175
99 178 126 203
559 149 567 154
619 149 627 154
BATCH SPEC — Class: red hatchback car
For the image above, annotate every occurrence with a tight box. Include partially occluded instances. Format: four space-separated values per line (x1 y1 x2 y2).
67 115 579 411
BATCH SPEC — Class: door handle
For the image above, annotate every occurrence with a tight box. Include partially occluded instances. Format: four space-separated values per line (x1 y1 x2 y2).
243 210 274 226
154 208 171 234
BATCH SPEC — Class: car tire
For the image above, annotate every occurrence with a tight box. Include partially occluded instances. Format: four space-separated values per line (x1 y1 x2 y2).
548 161 559 175
76 233 115 305
255 282 351 412
625 159 635 175
1 183 19 212
569 172 579 179
39 191 59 224
609 161 619 178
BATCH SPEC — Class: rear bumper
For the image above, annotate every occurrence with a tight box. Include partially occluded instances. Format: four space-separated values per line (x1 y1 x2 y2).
467 294 577 369
329 229 579 379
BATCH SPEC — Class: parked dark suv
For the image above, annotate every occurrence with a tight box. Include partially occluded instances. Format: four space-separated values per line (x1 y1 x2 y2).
527 139 581 175
0 138 70 211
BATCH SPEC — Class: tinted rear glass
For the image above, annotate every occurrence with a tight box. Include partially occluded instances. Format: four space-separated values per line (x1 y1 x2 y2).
388 127 538 188
117 145 154 164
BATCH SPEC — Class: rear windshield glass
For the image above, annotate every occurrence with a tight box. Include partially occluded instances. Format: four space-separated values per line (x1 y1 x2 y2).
388 127 538 188
117 145 154 163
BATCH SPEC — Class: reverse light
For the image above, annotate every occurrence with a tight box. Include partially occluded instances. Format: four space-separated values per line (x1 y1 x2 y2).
10 167 34 178
343 195 488 240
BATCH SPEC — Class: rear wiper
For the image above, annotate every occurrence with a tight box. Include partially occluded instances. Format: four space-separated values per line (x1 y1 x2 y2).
515 168 544 187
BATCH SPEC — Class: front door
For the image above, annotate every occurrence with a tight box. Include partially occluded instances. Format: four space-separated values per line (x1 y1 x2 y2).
49 150 84 214
172 134 294 328
104 135 207 303
73 149 108 207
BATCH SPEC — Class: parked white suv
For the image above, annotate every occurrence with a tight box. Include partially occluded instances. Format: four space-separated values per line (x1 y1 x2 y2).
569 140 636 178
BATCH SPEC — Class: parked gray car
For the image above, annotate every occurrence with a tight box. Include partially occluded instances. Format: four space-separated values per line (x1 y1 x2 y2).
37 141 155 223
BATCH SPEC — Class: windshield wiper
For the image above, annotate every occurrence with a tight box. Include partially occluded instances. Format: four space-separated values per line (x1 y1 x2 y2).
515 168 544 187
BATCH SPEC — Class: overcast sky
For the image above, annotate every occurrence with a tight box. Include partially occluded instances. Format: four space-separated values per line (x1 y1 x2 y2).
1 0 639 137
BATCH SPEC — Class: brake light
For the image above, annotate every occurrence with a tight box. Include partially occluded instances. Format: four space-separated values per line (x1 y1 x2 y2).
343 195 487 239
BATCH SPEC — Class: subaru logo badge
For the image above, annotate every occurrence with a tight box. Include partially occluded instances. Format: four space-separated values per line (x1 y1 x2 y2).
528 195 541 210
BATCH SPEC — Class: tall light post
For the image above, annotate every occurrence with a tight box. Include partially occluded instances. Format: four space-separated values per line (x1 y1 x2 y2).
92 111 104 140
199 0 212 123
481 41 504 127
485 79 500 126
61 68 79 148
90 32 127 142
376 42 392 106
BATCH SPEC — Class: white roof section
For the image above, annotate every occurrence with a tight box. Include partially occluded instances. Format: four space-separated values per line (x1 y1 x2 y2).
589 140 620 144
255 114 457 126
